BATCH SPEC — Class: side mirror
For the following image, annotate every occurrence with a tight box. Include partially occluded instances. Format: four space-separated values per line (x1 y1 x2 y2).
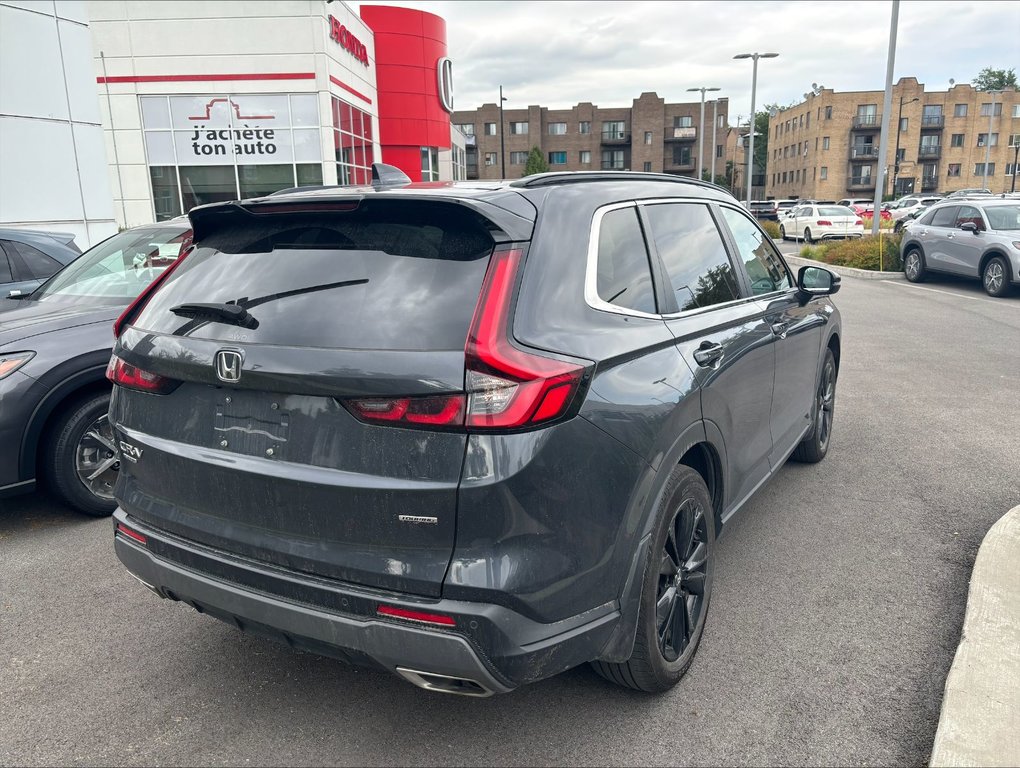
960 221 979 233
797 265 841 298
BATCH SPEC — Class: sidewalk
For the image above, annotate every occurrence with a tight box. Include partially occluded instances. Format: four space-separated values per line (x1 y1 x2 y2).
929 505 1020 767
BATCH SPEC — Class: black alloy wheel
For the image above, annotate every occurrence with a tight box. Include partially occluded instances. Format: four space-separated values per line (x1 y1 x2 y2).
655 497 710 662
792 347 837 463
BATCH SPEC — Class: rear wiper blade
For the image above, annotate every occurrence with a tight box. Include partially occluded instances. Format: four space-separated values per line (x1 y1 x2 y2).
170 302 258 329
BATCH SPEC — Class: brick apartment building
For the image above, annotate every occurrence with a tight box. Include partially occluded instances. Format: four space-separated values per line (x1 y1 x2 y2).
452 92 729 181
767 78 1020 201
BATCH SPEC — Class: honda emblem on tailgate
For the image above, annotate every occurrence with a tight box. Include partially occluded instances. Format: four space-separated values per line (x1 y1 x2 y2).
215 350 243 383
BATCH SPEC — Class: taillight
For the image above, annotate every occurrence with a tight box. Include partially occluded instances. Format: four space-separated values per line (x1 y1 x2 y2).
816 220 833 226
855 219 864 226
464 245 586 429
377 605 456 627
346 394 465 427
113 247 192 338
106 355 178 394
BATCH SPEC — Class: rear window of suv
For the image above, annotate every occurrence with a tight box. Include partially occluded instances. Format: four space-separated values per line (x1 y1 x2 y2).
133 201 496 351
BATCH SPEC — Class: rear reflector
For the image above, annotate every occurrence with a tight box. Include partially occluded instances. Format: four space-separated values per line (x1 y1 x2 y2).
346 394 465 427
377 605 456 627
106 355 178 395
116 523 147 545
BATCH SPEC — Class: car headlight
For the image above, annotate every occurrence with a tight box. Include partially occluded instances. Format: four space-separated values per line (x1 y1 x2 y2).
0 352 35 380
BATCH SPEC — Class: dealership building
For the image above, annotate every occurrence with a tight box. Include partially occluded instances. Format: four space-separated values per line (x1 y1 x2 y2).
0 0 462 246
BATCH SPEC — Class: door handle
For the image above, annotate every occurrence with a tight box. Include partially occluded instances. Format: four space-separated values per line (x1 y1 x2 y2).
693 342 724 367
946 233 955 239
770 321 789 338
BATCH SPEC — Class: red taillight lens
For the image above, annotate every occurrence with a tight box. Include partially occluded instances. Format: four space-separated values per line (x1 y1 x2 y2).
377 605 456 627
116 522 147 545
855 219 864 226
464 246 586 429
113 246 192 338
106 355 178 394
346 394 466 427
816 220 833 226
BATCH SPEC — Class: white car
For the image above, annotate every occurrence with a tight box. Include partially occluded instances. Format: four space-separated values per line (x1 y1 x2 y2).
889 196 943 221
779 204 864 242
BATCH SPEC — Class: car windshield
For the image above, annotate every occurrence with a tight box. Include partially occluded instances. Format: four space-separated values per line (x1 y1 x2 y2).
984 205 1020 231
32 226 191 306
819 206 854 217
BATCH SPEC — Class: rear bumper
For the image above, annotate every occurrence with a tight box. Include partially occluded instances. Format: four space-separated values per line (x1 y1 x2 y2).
113 510 620 694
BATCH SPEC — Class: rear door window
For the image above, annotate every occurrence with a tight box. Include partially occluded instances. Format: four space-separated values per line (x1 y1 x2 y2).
0 244 13 282
594 206 657 314
642 202 740 312
4 240 62 279
134 201 496 351
719 206 792 296
954 205 984 230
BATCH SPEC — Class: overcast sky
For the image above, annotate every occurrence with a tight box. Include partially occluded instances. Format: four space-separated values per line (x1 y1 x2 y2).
352 0 1019 122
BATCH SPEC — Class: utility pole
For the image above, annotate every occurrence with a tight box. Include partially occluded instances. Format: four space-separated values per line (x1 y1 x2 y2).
734 52 778 205
711 99 719 183
871 0 899 235
499 85 507 180
687 86 720 180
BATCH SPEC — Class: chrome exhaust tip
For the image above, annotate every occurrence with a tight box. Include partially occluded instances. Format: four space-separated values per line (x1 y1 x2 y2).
395 667 494 697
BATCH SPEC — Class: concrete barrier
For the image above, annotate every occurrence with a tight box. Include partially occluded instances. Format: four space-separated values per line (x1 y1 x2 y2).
929 505 1020 767
783 254 904 281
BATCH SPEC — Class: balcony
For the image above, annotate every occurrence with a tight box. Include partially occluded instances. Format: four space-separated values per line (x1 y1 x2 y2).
600 130 631 145
664 126 697 142
850 145 879 159
920 115 945 129
918 145 942 159
664 158 696 171
921 176 938 192
601 161 627 170
851 114 881 130
848 175 876 189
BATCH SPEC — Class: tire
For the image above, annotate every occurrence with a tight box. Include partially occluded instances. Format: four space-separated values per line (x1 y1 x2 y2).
903 247 926 283
804 227 813 244
591 465 715 693
43 392 118 516
791 348 836 464
982 255 1011 297
780 225 787 241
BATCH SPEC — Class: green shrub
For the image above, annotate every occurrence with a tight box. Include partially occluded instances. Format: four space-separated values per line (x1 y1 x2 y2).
821 234 902 271
799 244 826 261
761 220 781 240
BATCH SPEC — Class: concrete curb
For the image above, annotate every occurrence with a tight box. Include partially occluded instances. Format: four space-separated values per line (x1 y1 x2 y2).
782 254 904 281
929 505 1020 767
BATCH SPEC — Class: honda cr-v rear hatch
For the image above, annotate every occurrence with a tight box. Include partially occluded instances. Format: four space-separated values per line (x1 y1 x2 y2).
109 198 515 597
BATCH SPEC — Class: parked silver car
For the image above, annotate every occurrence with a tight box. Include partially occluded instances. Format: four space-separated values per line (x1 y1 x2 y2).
900 200 1020 297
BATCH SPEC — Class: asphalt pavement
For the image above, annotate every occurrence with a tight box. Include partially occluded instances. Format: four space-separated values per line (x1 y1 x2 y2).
2 275 1018 766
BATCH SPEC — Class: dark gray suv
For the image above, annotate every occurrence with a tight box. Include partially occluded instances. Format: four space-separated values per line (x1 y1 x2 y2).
108 169 842 696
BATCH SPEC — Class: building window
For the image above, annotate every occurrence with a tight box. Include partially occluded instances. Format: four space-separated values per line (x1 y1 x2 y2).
717 114 725 128
673 116 693 128
806 112 810 128
580 150 591 164
548 151 567 165
954 104 968 117
602 121 627 140
643 161 652 172
825 106 833 119
1008 134 1020 147
822 136 830 150
1013 105 1020 118
951 133 965 147
977 133 998 147
484 152 498 165
455 123 475 136
1006 163 1019 176
579 121 591 135
896 148 905 161
510 121 528 135
548 122 567 135
795 169 800 182
601 149 625 170
420 147 440 181
484 122 497 135
974 163 994 176
509 151 528 165
781 171 787 183
947 163 961 177
980 102 1003 117
716 144 723 158
644 131 653 145
820 166 828 180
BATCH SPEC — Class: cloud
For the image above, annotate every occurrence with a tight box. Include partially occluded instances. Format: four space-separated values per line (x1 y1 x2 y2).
352 1 1020 118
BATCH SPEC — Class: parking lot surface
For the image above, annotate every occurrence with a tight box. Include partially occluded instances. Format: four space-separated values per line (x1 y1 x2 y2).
2 276 1018 766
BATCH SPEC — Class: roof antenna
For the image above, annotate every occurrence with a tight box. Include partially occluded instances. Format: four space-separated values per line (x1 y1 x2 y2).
371 163 412 187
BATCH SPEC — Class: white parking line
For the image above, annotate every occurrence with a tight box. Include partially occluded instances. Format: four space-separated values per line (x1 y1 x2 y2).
881 280 1012 307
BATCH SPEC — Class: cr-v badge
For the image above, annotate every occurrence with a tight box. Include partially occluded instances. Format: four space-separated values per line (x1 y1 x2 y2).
119 440 143 463
215 350 243 383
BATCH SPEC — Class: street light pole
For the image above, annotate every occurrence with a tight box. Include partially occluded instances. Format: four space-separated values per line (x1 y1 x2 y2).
734 52 778 206
711 98 719 183
983 89 1000 192
499 85 507 180
892 95 919 197
1012 141 1019 193
687 86 720 180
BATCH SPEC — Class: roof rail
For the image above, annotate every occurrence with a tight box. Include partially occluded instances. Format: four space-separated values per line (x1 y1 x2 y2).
509 170 731 196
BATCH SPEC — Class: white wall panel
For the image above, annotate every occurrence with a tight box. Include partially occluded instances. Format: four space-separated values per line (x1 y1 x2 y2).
0 116 83 221
0 5 67 119
54 0 86 23
59 18 102 123
72 122 115 218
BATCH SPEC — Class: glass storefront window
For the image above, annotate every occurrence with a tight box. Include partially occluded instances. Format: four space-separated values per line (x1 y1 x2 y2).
238 164 296 199
421 147 440 181
149 166 182 219
179 166 237 211
332 95 373 186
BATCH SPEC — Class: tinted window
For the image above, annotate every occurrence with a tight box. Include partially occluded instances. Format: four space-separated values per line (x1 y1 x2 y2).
930 206 960 227
0 244 13 283
985 205 1020 230
135 202 495 351
644 203 739 312
819 206 854 217
954 205 984 230
4 240 61 280
595 207 656 313
720 207 792 296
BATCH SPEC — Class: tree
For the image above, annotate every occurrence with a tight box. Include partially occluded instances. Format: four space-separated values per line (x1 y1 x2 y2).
973 67 1017 91
523 146 549 176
